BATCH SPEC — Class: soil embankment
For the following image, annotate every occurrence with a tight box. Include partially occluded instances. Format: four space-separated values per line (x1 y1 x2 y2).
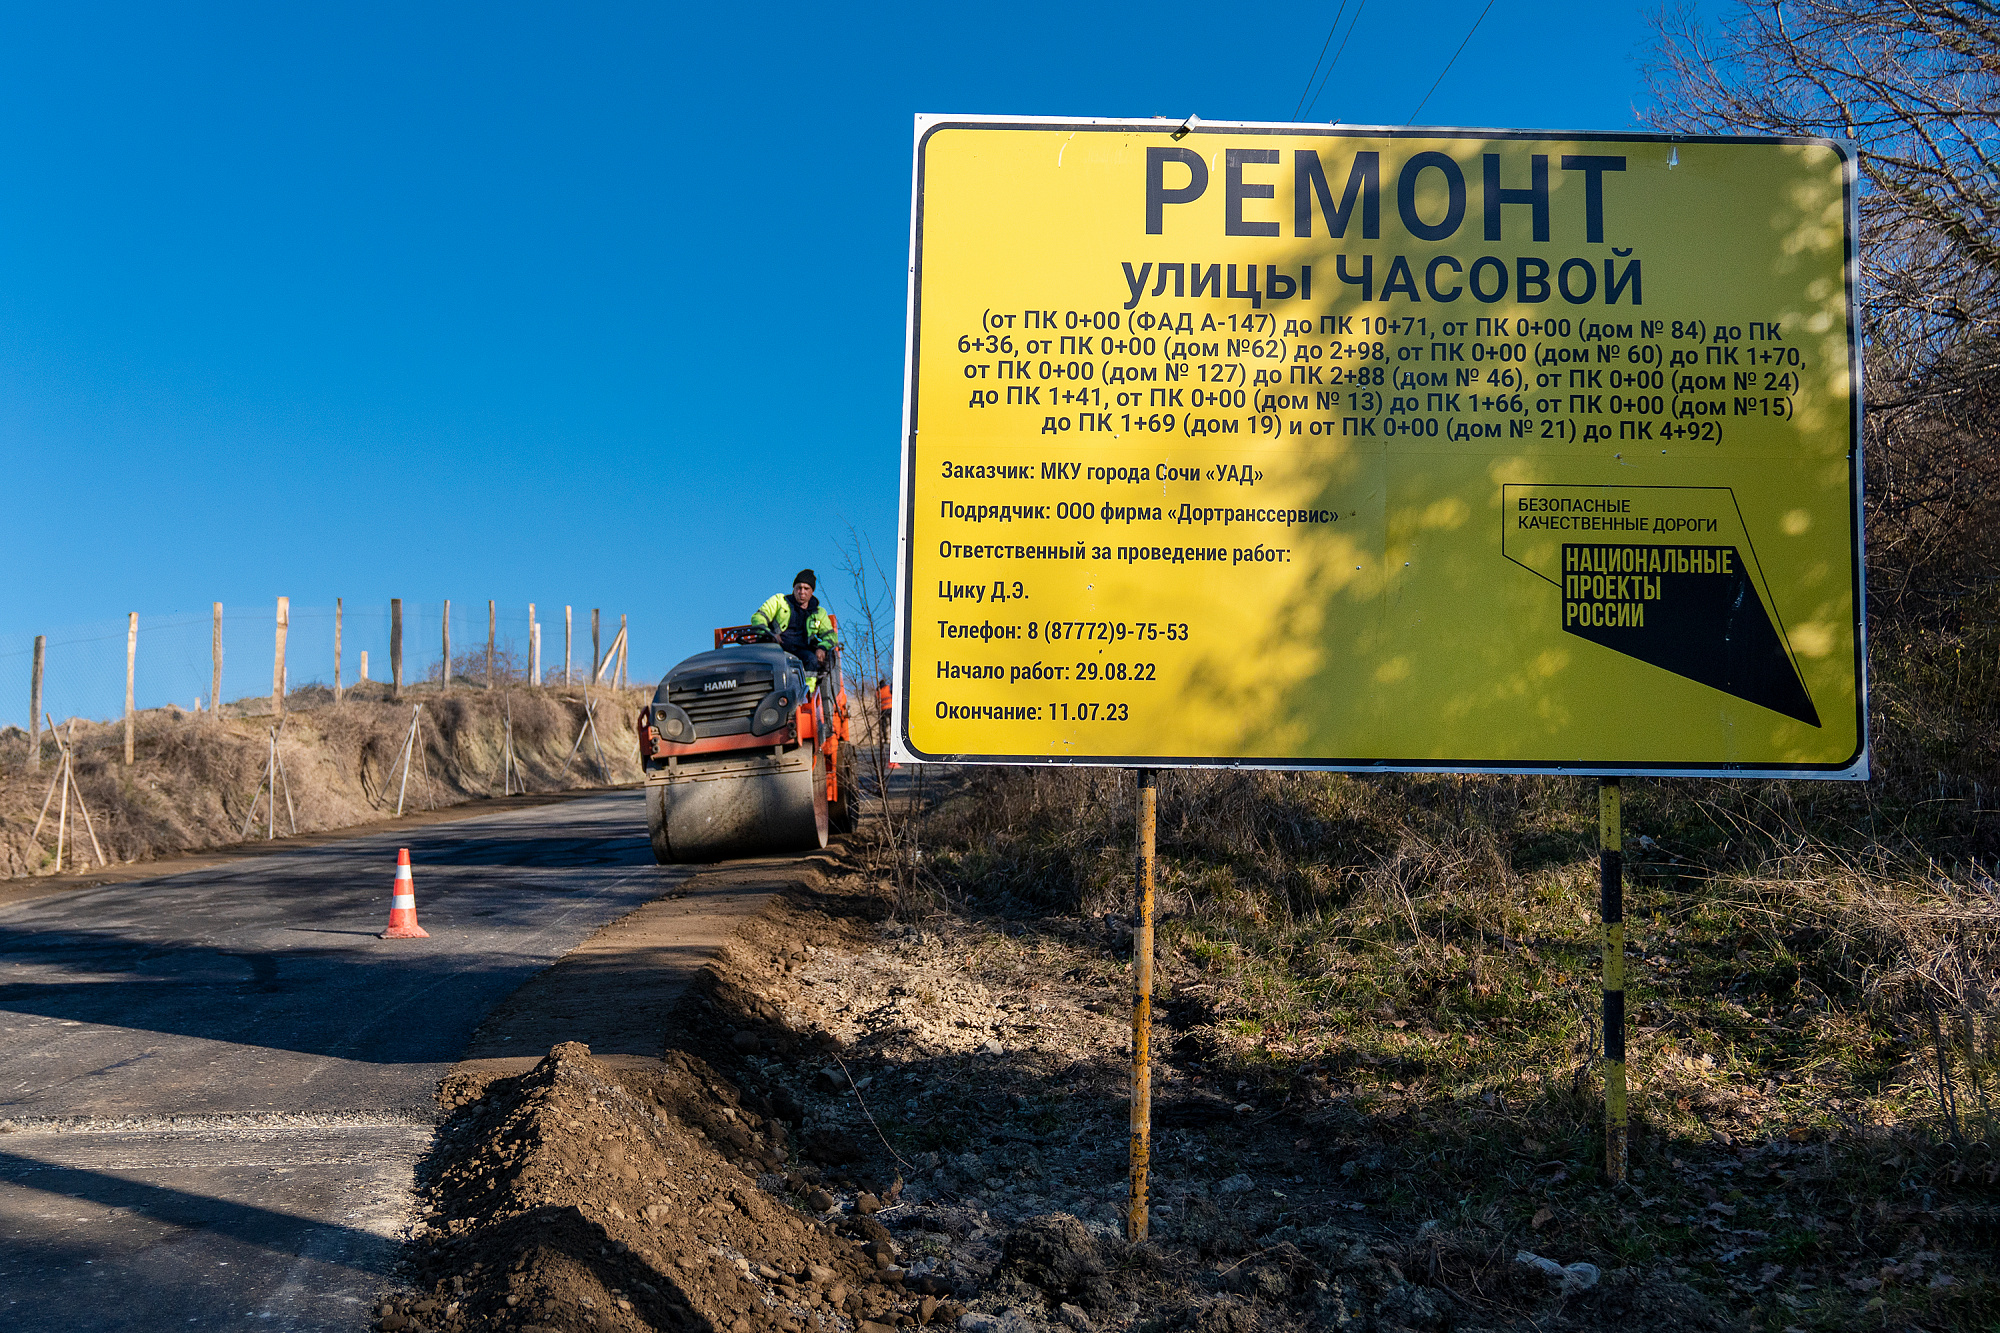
0 683 650 881
386 855 950 1333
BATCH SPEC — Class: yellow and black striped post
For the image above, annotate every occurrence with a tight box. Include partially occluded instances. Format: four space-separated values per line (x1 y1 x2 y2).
1599 777 1627 1183
1128 768 1157 1241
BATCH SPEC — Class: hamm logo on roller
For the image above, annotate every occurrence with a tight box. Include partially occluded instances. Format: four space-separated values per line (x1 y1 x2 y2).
702 679 738 692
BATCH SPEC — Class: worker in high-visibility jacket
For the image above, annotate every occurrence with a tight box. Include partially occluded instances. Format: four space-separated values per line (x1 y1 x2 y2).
876 678 898 767
752 569 838 672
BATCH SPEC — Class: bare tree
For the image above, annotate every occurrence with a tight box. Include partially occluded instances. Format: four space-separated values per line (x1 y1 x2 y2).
1647 1 2000 363
1647 1 2000 616
837 523 924 903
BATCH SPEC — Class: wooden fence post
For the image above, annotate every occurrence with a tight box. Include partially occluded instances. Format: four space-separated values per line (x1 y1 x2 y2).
592 624 625 685
442 599 452 688
124 612 138 764
618 615 628 689
487 600 496 689
27 635 44 770
211 603 224 715
592 608 601 682
564 605 573 685
360 649 369 682
390 598 403 700
272 597 289 718
528 603 538 687
334 597 343 704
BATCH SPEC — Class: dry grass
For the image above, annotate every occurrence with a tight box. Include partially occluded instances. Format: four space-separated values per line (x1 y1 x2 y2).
0 682 651 878
904 694 2000 1327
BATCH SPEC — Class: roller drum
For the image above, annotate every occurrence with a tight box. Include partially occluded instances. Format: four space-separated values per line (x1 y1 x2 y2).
647 746 827 863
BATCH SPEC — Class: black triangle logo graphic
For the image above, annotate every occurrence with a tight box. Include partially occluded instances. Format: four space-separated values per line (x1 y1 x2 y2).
1561 543 1819 727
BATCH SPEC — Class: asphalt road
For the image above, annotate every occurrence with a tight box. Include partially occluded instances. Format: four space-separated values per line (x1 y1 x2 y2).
0 789 722 1331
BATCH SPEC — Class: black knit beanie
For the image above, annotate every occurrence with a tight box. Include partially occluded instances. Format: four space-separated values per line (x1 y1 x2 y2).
793 569 816 589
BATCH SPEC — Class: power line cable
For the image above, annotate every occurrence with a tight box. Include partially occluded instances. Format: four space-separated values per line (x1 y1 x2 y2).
1407 0 1497 124
1303 0 1368 121
1292 1 1351 121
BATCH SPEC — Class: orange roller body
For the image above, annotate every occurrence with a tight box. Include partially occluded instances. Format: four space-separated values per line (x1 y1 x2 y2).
640 622 857 861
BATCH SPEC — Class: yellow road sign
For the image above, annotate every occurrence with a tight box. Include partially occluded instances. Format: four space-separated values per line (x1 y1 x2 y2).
894 115 1865 776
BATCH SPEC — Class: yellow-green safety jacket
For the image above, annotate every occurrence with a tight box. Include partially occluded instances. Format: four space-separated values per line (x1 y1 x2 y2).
751 594 838 652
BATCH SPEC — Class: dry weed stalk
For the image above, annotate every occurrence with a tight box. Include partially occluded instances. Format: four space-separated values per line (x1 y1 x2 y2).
1721 848 1999 1136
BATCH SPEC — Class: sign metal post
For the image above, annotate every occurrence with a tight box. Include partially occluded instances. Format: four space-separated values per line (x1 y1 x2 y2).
1600 777 1627 1182
1128 768 1157 1240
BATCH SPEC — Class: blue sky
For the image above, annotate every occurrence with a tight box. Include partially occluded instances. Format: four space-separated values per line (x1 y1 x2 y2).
0 1 1691 715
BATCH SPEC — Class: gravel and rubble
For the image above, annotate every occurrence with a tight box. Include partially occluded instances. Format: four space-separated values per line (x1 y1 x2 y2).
384 863 1737 1333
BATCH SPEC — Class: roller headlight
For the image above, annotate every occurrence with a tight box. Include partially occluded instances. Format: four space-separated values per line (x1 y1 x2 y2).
750 687 792 736
653 703 695 742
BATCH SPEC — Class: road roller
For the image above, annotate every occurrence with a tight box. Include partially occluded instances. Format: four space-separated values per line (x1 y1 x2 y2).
637 623 856 862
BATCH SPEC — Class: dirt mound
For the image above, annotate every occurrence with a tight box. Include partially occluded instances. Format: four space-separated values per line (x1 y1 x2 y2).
995 1215 1110 1311
388 1039 957 1333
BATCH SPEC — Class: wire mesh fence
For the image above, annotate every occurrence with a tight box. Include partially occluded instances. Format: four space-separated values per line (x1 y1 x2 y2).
0 599 631 733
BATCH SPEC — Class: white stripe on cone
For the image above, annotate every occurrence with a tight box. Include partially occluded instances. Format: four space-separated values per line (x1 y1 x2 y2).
391 895 416 909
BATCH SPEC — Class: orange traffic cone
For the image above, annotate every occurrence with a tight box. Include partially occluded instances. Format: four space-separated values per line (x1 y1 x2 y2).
380 848 430 939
